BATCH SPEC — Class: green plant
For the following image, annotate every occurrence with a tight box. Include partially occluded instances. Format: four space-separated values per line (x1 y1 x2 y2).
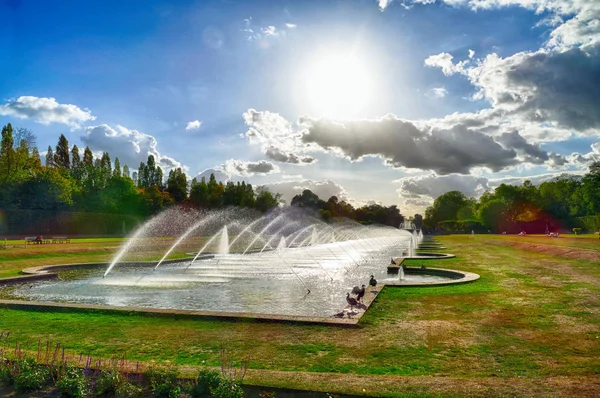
185 369 221 397
115 379 143 398
211 379 244 398
12 357 50 392
56 365 88 398
96 367 122 396
144 365 181 398
0 359 14 386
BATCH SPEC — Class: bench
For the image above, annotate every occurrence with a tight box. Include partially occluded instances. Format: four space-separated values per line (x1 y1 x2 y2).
25 237 50 245
51 236 71 244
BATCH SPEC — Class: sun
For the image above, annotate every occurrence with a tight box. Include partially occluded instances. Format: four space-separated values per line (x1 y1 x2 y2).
305 54 372 119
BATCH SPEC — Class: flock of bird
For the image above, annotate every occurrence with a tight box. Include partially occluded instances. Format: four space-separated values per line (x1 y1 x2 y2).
345 275 377 309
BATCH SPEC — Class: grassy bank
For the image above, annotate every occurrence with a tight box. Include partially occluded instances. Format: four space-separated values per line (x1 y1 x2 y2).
1 235 599 396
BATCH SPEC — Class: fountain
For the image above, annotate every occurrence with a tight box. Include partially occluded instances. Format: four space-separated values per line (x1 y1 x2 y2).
2 206 472 320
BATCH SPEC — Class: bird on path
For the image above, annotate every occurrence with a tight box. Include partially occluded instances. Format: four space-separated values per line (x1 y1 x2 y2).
346 292 358 309
369 275 377 288
351 285 361 295
356 285 366 302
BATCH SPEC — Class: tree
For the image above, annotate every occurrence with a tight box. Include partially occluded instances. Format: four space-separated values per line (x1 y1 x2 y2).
46 146 54 167
478 199 507 232
427 191 470 226
166 168 188 203
255 188 281 212
155 166 164 189
113 157 121 178
190 177 210 208
0 124 15 181
123 164 131 179
54 134 70 169
291 190 324 210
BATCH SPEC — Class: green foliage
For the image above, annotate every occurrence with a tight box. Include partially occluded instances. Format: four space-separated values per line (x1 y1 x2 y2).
166 168 188 203
144 365 181 398
186 369 244 398
425 164 600 232
96 366 142 398
211 378 244 398
11 357 50 392
55 365 87 398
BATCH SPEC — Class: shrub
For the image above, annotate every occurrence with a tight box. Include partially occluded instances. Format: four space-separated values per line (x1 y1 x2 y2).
97 367 142 398
12 357 50 392
0 359 14 386
211 379 244 398
115 380 143 398
186 369 244 398
185 369 221 397
56 365 88 398
144 365 181 398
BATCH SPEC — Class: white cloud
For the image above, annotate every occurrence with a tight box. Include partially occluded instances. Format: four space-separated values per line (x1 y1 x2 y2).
299 114 520 174
193 168 230 183
185 120 202 130
0 96 95 128
424 52 469 76
241 18 297 47
261 179 349 204
396 174 491 200
81 124 186 172
468 49 475 59
222 159 280 176
378 0 392 10
427 87 448 98
242 109 315 164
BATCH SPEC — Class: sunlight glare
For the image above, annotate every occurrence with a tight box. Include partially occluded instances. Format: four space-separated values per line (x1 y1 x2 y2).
305 54 372 119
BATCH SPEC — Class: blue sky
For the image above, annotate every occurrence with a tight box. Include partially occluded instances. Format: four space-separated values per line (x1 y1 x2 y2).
1 0 599 213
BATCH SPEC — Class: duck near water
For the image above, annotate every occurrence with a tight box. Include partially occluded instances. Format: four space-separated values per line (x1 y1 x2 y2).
346 292 358 309
369 275 377 288
356 284 366 302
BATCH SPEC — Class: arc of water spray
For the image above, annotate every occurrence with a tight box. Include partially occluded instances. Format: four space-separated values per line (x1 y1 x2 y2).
288 224 317 247
242 214 284 255
259 222 297 255
227 217 263 252
154 218 212 270
187 226 228 269
104 221 157 277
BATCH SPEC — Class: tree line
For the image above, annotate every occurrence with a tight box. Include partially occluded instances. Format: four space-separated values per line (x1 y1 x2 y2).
0 124 281 234
289 189 405 227
424 162 600 233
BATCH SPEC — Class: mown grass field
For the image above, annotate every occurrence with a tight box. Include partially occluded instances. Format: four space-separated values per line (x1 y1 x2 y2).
0 235 599 397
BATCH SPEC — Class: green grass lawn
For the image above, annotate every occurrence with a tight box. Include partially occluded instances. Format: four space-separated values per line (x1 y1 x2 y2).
0 235 599 397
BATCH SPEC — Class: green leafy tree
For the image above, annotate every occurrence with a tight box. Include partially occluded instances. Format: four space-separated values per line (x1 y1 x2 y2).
166 168 188 202
255 187 281 212
190 177 210 208
54 134 70 169
46 145 54 167
113 157 121 178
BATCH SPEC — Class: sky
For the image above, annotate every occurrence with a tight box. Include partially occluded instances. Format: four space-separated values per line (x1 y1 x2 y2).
1 0 599 214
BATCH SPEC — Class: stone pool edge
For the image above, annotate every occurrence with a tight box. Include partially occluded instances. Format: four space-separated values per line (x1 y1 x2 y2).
0 262 478 326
